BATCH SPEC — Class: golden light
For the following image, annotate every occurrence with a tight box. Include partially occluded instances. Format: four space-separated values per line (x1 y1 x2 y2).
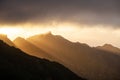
0 27 23 40
0 23 120 48
0 23 78 41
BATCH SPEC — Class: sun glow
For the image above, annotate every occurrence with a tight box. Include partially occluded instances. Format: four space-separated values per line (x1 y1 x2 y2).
0 24 120 48
0 27 23 40
0 23 77 41
0 27 21 34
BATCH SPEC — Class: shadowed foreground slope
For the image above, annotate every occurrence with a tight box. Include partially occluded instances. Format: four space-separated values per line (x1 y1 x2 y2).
0 40 85 80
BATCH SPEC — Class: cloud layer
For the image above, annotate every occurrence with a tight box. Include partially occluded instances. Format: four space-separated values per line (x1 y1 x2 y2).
0 0 120 27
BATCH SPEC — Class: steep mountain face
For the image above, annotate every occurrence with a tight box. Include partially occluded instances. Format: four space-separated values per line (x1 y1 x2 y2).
0 40 84 80
96 44 120 55
27 32 120 80
0 34 15 46
13 37 56 61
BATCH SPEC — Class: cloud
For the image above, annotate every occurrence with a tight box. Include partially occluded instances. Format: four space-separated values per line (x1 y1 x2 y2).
0 0 120 28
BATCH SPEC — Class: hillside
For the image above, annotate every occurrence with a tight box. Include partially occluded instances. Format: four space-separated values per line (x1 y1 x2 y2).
0 34 15 46
13 37 56 60
26 32 120 80
0 40 85 80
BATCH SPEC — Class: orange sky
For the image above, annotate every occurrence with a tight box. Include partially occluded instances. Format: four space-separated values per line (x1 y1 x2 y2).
0 23 120 48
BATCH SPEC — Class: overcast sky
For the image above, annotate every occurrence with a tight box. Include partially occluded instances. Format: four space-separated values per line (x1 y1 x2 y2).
0 0 120 48
0 0 120 28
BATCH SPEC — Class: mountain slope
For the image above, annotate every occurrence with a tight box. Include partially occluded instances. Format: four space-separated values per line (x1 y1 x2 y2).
0 40 85 80
0 34 15 46
13 37 56 60
27 32 120 80
96 44 120 55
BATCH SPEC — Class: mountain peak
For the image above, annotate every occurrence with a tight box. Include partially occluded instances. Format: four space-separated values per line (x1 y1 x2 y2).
14 37 24 41
96 44 120 54
0 34 15 46
0 38 85 80
46 31 52 35
102 44 120 50
43 31 54 37
103 44 114 48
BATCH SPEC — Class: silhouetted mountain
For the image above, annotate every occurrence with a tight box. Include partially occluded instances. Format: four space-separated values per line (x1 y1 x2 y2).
0 40 85 80
0 34 15 46
27 32 120 80
96 44 120 55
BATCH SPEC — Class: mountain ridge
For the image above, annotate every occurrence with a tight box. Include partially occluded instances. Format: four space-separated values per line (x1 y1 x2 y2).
1 32 120 80
0 34 15 46
0 39 85 80
96 44 120 55
13 37 56 60
26 32 120 80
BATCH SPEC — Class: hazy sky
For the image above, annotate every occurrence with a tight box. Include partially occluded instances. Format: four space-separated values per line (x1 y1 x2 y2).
0 0 120 47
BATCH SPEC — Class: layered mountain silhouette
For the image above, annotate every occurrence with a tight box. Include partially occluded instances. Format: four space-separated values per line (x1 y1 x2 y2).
96 44 120 55
14 37 56 60
0 34 15 46
2 32 120 80
22 32 120 80
0 39 84 80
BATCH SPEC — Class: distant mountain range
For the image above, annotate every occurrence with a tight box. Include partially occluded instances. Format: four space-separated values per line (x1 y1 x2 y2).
1 32 120 80
96 44 120 55
25 32 120 80
0 39 84 80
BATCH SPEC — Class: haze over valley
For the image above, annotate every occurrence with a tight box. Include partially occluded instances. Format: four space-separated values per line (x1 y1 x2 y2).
0 33 120 80
0 0 120 80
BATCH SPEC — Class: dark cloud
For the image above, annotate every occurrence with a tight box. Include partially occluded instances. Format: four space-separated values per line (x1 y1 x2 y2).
0 0 120 27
